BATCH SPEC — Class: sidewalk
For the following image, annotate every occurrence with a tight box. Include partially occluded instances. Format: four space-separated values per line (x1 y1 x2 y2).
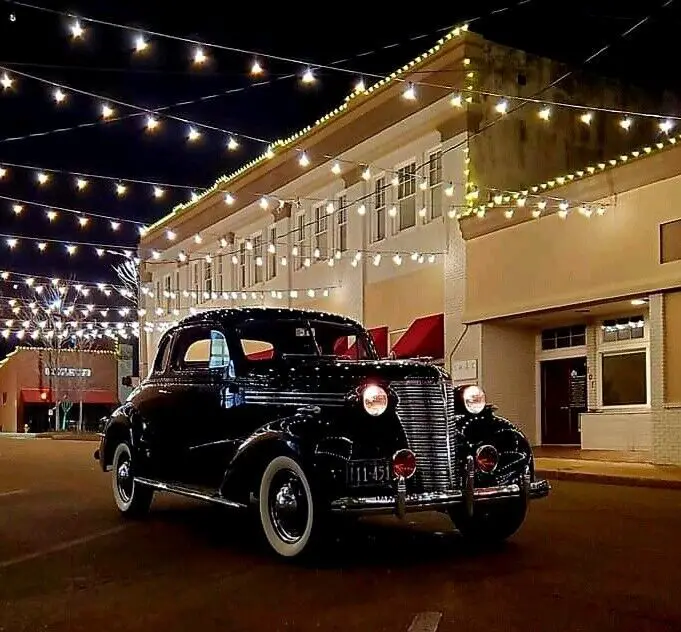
535 457 681 490
0 432 100 441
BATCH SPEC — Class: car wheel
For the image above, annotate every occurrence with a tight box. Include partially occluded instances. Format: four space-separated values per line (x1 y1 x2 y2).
111 441 153 518
449 499 527 544
259 455 316 558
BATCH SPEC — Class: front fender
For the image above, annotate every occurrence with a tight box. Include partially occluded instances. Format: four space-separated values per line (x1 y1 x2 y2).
99 404 141 471
219 413 316 502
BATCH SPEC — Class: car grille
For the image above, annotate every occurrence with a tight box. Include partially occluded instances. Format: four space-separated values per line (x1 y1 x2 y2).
392 380 461 492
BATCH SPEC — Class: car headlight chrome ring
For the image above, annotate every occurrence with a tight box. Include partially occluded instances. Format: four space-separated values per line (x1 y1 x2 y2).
462 385 486 414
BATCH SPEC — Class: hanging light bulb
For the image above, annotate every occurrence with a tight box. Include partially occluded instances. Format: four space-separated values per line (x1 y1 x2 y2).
37 242 47 252
53 88 67 104
402 83 417 101
146 115 159 131
116 183 127 196
1 72 13 90
227 136 239 151
187 127 201 142
362 167 371 181
101 104 114 119
538 106 551 121
166 229 176 241
224 193 235 205
301 67 315 84
580 112 593 125
46 210 57 221
77 216 89 227
620 117 632 131
659 119 674 134
6 238 17 249
66 245 77 256
357 204 366 216
76 178 88 190
193 47 207 65
331 161 341 175
110 221 120 231
193 234 202 244
259 197 269 210
495 100 508 114
153 186 164 199
12 204 22 214
70 20 84 39
450 94 463 108
134 34 148 52
355 77 366 93
36 172 49 185
299 152 310 167
250 59 263 75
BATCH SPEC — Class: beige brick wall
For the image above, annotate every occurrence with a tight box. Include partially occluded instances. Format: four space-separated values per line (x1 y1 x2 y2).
479 323 537 443
651 293 681 464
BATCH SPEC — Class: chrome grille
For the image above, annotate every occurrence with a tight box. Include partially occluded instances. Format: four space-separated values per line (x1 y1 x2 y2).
393 380 460 492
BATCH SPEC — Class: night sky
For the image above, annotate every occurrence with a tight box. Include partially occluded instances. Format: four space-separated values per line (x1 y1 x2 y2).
0 0 678 357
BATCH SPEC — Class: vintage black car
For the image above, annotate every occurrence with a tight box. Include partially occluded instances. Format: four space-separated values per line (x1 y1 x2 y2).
95 307 549 557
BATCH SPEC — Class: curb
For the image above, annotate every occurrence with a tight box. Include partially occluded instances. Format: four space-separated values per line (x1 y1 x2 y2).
0 432 100 442
537 468 681 490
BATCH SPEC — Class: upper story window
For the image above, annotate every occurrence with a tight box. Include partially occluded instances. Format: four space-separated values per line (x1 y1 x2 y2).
601 316 645 343
253 233 263 284
373 177 386 242
541 325 586 350
216 256 224 294
428 151 443 219
203 260 213 298
397 162 417 230
163 274 171 313
191 262 200 303
238 241 247 288
337 195 348 253
267 225 277 281
313 205 327 259
295 212 306 270
174 271 181 310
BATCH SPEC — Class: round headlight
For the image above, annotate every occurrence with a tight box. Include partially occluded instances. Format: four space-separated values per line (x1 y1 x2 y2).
362 384 388 417
462 385 486 414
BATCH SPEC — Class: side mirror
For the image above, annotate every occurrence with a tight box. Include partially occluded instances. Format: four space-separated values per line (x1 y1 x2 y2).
121 376 132 387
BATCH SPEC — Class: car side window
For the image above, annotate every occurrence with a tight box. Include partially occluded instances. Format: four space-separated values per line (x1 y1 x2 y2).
170 326 232 372
151 334 172 374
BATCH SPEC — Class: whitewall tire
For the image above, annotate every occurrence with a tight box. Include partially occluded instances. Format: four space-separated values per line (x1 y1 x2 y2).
112 442 153 517
259 456 315 558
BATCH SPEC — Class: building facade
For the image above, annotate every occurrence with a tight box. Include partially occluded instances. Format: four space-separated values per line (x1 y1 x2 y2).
137 28 674 454
461 142 681 465
0 347 120 432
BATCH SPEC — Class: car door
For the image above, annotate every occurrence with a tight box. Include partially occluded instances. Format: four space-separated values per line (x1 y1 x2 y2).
162 323 241 488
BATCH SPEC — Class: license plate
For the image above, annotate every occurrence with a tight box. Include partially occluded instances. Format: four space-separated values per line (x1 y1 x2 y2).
346 459 391 486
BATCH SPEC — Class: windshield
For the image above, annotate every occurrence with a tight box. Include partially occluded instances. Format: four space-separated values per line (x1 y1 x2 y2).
237 318 378 362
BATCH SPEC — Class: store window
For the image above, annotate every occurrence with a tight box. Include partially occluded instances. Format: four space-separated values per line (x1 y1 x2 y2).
313 205 327 259
541 325 586 350
373 177 385 242
598 315 648 408
397 162 416 230
428 151 443 219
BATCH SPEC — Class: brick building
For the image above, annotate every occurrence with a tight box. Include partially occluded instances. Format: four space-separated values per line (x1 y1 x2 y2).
0 347 120 433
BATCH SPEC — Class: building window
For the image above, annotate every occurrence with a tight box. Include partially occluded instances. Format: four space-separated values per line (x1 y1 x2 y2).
253 233 263 284
601 316 645 343
313 205 327 260
295 212 306 270
267 226 277 280
397 162 416 230
203 260 212 299
337 195 348 253
192 262 200 303
373 177 385 242
216 256 223 294
598 315 648 408
541 325 586 350
238 241 247 288
174 271 180 310
163 274 171 313
601 351 648 406
428 151 443 218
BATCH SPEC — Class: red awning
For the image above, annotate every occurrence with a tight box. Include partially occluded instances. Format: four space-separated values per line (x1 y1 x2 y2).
21 389 118 405
390 314 444 360
21 388 53 404
247 349 274 361
345 326 389 358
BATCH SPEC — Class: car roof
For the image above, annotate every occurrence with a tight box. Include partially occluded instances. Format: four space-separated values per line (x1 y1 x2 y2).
174 306 362 330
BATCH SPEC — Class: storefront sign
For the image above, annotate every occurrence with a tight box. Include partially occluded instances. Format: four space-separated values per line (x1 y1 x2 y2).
569 370 587 408
451 359 478 381
44 367 92 378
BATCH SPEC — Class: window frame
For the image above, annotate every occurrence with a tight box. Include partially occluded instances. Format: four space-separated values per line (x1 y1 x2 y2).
295 211 306 270
203 259 213 299
238 240 247 289
162 274 171 313
427 149 443 220
267 225 277 281
596 314 650 410
336 194 348 253
167 324 232 374
396 159 417 231
252 232 264 285
372 175 386 243
313 204 328 259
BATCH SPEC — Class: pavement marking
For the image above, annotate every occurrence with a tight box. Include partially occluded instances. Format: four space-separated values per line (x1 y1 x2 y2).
408 612 442 632
0 489 26 498
0 524 130 570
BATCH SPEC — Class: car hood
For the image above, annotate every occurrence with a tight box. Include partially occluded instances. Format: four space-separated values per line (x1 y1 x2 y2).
270 357 445 392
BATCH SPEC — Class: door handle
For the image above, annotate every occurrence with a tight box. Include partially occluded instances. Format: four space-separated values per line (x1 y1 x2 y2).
297 405 321 415
560 406 569 410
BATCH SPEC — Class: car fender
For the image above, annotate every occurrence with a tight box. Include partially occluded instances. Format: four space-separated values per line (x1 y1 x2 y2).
99 404 142 471
219 411 324 502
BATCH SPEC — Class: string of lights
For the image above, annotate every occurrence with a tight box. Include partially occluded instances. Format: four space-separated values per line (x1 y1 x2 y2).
0 230 136 259
0 271 129 294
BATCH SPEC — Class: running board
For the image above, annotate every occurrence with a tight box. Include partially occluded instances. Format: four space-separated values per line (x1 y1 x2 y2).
134 477 246 510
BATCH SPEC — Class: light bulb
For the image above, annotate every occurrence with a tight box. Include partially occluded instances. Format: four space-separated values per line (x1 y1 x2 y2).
53 88 66 103
620 117 632 131
70 20 84 39
302 67 315 84
299 152 310 167
76 178 88 190
146 115 159 131
153 186 164 199
402 83 416 101
251 59 263 75
193 47 207 65
227 136 239 150
580 112 593 125
1 73 13 90
101 104 114 119
134 35 148 52
355 78 366 93
36 172 49 185
495 100 508 114
331 162 341 175
187 127 201 142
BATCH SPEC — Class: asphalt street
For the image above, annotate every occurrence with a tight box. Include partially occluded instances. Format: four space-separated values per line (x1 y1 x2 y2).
1 439 680 632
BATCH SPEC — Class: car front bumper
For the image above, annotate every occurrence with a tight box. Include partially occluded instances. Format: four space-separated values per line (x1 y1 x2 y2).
330 475 550 517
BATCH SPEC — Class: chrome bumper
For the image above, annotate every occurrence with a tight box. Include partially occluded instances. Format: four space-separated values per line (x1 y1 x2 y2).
330 468 550 517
